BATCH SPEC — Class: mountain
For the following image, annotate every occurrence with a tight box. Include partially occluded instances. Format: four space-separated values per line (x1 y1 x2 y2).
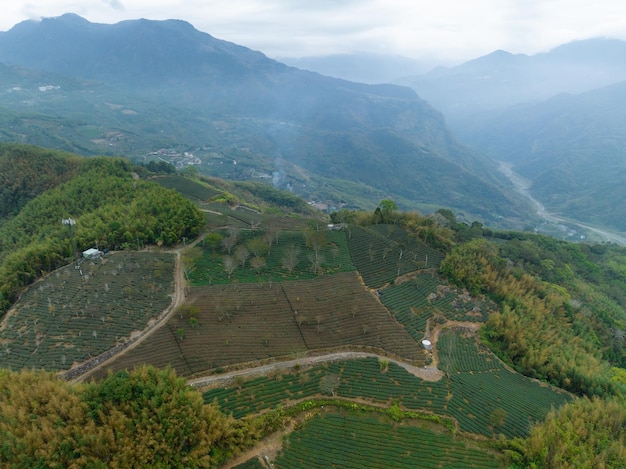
394 38 626 234
457 81 626 231
398 38 626 124
0 14 531 224
279 53 434 84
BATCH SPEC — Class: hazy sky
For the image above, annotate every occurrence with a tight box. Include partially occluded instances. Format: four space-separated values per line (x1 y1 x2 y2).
3 1 626 63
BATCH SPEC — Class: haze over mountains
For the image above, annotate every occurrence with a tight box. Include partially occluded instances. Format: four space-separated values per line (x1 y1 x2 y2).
1 14 626 234
0 13 535 227
394 38 626 232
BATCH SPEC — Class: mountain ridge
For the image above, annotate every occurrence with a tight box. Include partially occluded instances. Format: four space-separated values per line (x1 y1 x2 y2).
398 37 626 122
0 14 531 225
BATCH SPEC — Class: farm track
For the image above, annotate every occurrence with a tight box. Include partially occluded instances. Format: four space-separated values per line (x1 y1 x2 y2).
188 320 484 389
70 227 477 387
188 351 443 388
68 241 193 382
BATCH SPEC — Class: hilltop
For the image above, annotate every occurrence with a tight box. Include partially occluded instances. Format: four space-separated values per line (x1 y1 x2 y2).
0 144 625 467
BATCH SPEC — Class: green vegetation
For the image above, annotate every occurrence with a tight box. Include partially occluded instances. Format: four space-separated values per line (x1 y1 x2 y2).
347 224 444 288
380 273 494 344
0 366 255 468
503 396 626 468
0 145 205 317
153 174 221 202
0 143 81 220
274 411 501 468
441 238 625 397
2 146 626 467
203 348 570 439
0 252 174 371
189 228 355 284
93 272 423 378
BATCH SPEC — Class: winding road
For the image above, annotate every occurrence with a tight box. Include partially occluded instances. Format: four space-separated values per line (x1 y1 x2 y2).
72 233 479 391
499 162 626 245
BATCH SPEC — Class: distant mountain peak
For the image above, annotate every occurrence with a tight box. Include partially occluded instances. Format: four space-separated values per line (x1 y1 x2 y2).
50 12 90 23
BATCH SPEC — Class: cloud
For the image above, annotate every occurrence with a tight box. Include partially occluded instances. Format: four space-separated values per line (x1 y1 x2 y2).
5 0 626 62
103 0 125 11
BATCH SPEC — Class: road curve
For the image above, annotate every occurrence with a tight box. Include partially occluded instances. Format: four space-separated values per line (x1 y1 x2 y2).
188 351 444 388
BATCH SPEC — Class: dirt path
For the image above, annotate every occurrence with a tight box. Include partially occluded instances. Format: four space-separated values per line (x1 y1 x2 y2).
189 351 443 389
221 422 294 469
70 240 197 382
190 321 484 389
70 232 480 388
212 321 482 468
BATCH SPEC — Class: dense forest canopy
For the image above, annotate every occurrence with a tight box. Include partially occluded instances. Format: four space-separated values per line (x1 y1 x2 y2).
0 143 82 220
0 366 254 468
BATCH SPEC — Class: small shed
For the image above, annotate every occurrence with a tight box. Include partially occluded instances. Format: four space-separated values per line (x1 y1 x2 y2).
82 248 101 260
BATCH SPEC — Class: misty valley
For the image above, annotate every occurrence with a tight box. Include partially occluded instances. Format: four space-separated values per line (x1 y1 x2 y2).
0 13 625 468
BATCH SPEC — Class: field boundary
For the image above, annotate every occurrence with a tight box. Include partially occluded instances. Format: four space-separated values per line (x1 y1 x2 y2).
189 351 443 388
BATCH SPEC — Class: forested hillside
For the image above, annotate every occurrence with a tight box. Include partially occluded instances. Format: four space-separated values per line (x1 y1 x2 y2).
0 366 256 467
0 143 205 316
1 144 625 467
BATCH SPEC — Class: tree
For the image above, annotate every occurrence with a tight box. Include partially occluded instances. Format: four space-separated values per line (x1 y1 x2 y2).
319 373 341 396
0 367 246 468
223 255 237 278
247 237 268 258
221 235 237 255
250 256 266 274
305 230 326 271
308 252 325 274
234 245 250 268
281 244 301 274
204 232 224 252
505 397 626 468
82 366 240 467
379 199 398 223
489 407 507 428
263 228 278 254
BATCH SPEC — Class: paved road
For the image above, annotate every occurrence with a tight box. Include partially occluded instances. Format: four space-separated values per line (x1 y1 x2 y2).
499 162 626 245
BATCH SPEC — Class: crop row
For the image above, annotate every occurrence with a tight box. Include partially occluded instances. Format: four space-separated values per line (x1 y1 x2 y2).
437 329 505 373
203 330 571 438
379 274 494 346
447 369 572 438
347 226 423 288
273 412 500 468
190 229 355 285
99 272 425 378
0 252 175 371
154 175 220 201
367 224 445 266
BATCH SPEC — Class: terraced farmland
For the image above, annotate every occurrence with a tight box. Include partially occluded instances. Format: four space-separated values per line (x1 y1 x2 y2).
0 252 175 371
348 225 445 288
203 329 571 439
189 229 355 285
380 273 495 342
94 271 424 378
272 411 501 468
154 175 221 201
